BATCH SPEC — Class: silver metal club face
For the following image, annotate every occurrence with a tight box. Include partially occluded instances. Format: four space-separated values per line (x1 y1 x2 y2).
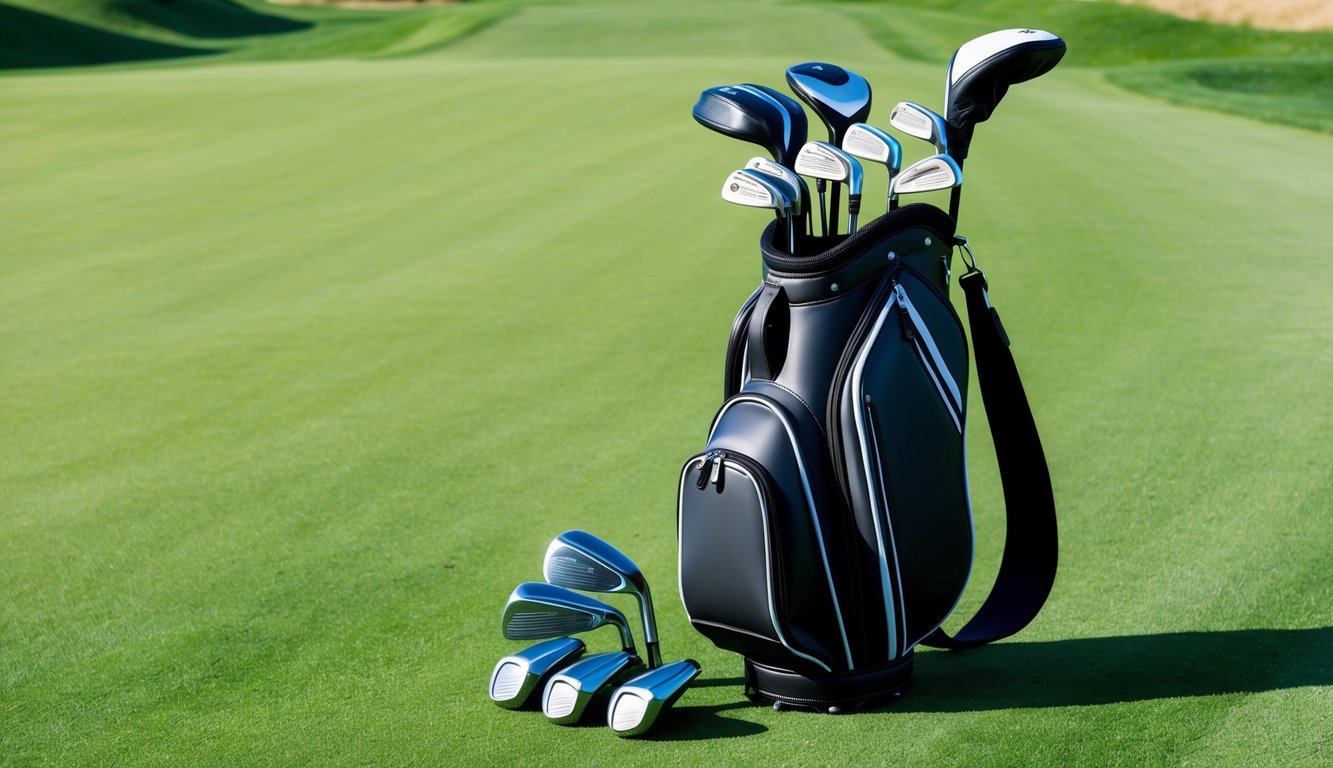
488 636 586 709
842 123 902 213
794 141 864 232
500 582 637 655
543 530 663 669
890 154 963 197
607 659 702 738
721 168 798 256
542 650 643 725
889 101 950 155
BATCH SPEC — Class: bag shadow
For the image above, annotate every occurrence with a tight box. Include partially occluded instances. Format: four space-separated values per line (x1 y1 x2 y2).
888 627 1332 713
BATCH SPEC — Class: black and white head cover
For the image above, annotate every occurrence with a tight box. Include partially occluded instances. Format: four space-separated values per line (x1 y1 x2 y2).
944 28 1066 160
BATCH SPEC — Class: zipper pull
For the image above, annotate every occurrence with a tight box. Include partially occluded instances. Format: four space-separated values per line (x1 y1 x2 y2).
695 452 713 490
894 283 915 341
695 450 726 491
710 451 725 488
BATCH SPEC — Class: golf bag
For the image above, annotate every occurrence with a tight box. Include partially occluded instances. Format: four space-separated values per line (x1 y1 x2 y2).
676 204 1057 711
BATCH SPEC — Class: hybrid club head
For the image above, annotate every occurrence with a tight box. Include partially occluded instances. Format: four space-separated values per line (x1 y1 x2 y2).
692 83 809 167
607 659 702 738
890 153 963 197
544 530 665 669
785 62 871 234
488 637 586 710
842 123 902 212
501 582 636 655
889 101 950 156
944 28 1066 160
794 141 864 232
721 168 798 254
542 650 644 725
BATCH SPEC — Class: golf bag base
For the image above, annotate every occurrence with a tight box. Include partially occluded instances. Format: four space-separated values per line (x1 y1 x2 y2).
744 653 914 713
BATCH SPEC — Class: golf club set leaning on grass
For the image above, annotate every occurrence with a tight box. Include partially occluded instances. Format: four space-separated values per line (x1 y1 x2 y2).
677 29 1066 711
489 530 700 736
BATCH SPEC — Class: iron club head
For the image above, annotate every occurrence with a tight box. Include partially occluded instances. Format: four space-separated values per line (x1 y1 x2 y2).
488 637 586 710
607 659 702 738
794 141 864 232
890 153 963 197
544 530 664 669
542 650 644 725
500 582 637 655
889 101 951 156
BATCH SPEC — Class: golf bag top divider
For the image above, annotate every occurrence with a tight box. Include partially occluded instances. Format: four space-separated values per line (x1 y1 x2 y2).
677 203 1057 711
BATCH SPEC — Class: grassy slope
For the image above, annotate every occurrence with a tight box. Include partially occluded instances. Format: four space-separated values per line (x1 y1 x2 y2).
2 1 1331 765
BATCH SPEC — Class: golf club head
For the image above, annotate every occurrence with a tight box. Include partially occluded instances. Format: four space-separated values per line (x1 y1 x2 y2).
794 141 863 229
889 101 950 156
692 84 808 167
842 123 903 170
607 659 702 738
890 153 963 197
501 582 636 655
544 530 663 668
793 141 862 191
944 28 1066 159
488 637 586 710
721 168 794 215
746 157 807 217
784 62 872 145
542 650 644 725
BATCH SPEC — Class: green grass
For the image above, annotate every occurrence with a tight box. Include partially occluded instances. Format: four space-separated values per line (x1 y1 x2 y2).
2 1 1331 765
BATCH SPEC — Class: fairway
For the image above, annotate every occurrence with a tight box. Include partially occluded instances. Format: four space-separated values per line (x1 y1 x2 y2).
2 1 1330 765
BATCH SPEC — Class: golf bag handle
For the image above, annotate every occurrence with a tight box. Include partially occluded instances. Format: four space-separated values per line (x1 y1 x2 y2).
924 267 1058 649
745 283 789 382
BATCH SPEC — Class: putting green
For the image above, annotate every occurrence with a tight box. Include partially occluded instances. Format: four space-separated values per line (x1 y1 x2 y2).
2 1 1329 765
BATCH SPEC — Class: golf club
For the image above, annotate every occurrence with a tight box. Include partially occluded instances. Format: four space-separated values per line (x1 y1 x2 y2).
720 168 798 256
543 530 663 670
842 123 902 212
785 62 871 235
542 650 644 725
691 83 808 168
488 636 586 710
889 153 963 199
943 28 1066 217
607 659 702 738
747 156 812 237
500 581 637 655
793 141 863 234
889 101 951 156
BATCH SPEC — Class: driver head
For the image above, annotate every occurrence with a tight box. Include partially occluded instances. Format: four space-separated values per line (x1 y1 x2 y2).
784 62 871 145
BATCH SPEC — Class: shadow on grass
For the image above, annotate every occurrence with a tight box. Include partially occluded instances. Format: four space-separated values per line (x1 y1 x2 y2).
0 4 212 69
891 627 1333 713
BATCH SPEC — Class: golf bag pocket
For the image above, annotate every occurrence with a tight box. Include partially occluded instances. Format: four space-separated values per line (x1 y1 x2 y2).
833 270 974 658
678 390 853 674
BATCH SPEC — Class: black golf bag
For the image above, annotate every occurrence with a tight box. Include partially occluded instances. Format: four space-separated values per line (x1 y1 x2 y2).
677 204 1057 711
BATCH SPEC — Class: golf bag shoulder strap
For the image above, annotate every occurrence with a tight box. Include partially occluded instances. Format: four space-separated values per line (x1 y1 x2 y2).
924 267 1057 650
